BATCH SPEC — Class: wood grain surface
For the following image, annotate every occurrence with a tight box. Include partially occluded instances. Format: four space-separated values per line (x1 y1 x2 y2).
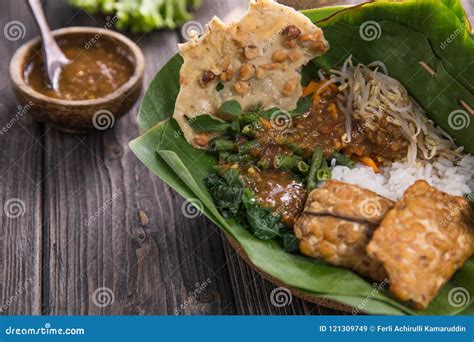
1 0 471 316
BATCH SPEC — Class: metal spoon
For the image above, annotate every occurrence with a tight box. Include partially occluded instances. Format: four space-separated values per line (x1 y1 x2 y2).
27 0 69 91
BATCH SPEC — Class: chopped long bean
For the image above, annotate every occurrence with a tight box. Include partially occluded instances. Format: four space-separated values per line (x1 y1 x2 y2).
307 146 323 190
257 158 271 170
330 152 355 168
238 140 260 154
242 124 257 137
273 154 302 170
283 140 304 155
226 153 253 163
219 151 231 161
211 138 236 151
297 161 310 174
316 163 331 181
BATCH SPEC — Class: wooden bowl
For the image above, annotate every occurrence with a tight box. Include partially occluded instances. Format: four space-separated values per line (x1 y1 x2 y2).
9 27 144 133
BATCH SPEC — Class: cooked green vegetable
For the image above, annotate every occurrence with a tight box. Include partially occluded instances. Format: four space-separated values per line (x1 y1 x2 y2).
189 115 230 133
257 158 271 170
242 189 285 240
229 119 240 135
330 152 355 169
273 154 302 171
204 171 243 218
316 163 332 182
241 124 257 138
219 100 243 117
307 147 323 190
283 140 304 155
238 140 260 154
69 0 202 33
261 96 312 118
211 139 236 152
281 231 300 253
206 171 298 248
297 161 310 175
226 153 253 164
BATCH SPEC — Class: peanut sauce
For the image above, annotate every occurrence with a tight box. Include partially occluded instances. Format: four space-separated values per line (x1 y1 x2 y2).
24 38 134 101
225 81 409 228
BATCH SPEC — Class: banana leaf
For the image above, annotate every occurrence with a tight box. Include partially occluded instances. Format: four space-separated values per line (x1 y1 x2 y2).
305 0 474 152
130 0 474 315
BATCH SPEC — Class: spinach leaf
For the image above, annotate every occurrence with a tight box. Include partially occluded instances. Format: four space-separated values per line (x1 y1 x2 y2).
242 189 286 241
205 171 243 218
206 171 299 249
189 115 230 133
219 100 243 117
291 96 312 116
281 231 300 253
261 96 312 118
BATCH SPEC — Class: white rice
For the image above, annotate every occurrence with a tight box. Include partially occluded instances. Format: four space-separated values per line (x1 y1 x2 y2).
331 155 474 201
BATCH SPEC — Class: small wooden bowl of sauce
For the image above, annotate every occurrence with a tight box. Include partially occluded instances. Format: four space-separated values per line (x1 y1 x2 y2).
10 27 144 133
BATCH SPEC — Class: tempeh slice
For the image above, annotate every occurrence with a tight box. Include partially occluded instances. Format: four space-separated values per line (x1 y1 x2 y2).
304 180 394 224
294 180 394 281
295 214 387 281
367 180 474 309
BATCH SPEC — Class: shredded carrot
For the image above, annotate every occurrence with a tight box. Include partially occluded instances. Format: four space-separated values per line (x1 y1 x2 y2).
357 156 380 173
327 102 337 118
259 117 272 129
312 94 321 105
303 81 318 97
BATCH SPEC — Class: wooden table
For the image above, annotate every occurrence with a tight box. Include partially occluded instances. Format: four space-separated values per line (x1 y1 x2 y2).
2 0 472 316
0 0 345 316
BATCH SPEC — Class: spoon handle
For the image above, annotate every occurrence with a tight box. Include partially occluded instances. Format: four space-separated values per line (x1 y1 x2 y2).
27 0 69 89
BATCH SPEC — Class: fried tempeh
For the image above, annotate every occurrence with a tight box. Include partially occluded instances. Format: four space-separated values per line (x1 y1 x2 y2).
295 214 388 281
294 180 394 281
304 180 394 224
367 180 474 309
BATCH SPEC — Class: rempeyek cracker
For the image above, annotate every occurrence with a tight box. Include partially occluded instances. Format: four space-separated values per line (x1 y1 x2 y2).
367 180 474 309
173 0 329 148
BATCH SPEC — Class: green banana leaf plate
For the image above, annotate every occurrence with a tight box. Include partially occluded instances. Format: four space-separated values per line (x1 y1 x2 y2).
130 0 474 315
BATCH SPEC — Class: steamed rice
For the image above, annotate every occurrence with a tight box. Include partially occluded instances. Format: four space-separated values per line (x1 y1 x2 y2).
331 155 474 201
325 57 473 200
